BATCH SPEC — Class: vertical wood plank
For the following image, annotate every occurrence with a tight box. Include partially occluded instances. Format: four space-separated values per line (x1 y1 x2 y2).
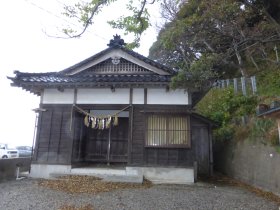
144 88 147 104
129 88 133 105
128 105 134 164
56 111 63 162
74 88 77 104
78 116 84 160
46 110 53 162
208 125 213 176
34 111 43 162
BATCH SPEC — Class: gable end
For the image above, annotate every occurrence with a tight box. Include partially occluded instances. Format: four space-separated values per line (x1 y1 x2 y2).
64 49 171 76
77 58 154 75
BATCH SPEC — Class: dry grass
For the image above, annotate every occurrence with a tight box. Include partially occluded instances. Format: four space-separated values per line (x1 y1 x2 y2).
39 175 153 210
37 175 152 195
206 174 280 205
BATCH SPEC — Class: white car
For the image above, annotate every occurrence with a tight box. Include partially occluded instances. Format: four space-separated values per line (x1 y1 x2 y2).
0 143 19 159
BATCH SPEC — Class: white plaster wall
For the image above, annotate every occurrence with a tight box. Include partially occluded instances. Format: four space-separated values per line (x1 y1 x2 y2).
132 88 144 104
147 88 189 105
41 88 189 105
77 88 130 104
42 89 74 104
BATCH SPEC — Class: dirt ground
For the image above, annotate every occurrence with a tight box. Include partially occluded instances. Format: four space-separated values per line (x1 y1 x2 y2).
0 174 279 210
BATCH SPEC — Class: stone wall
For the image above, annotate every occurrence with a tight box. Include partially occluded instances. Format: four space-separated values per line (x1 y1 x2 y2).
214 140 280 196
0 158 31 181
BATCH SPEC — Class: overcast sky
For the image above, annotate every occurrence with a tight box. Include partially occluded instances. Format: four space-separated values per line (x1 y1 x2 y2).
0 0 161 147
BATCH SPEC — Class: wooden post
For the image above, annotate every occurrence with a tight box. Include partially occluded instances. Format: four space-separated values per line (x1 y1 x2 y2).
277 119 280 145
208 126 213 177
144 88 147 104
128 105 134 164
241 77 247 96
221 80 225 88
233 78 238 94
251 76 257 95
226 79 230 87
107 122 112 166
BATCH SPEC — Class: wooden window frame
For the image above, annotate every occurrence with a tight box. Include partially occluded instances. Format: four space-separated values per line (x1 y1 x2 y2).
145 113 191 149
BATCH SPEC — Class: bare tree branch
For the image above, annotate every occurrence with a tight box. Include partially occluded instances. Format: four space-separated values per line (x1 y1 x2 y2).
64 0 108 38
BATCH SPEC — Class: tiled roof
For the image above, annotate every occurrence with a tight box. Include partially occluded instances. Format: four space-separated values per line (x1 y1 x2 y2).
8 71 172 95
7 35 177 95
11 72 171 83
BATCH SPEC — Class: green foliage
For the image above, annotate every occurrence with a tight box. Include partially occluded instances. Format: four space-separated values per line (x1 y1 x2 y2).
214 125 235 142
150 0 280 86
171 54 219 91
275 146 280 154
196 88 258 141
257 69 280 96
61 0 156 47
250 118 275 139
249 118 279 147
108 0 150 48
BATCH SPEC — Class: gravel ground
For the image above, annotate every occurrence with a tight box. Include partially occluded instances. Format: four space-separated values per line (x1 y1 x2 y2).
0 178 279 210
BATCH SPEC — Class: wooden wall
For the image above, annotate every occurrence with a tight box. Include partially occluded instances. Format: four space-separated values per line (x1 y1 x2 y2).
33 105 73 165
33 104 212 175
130 105 211 175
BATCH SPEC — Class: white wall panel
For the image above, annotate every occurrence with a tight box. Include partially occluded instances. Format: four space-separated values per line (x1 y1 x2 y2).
77 88 130 104
132 88 144 104
42 89 74 104
147 88 189 105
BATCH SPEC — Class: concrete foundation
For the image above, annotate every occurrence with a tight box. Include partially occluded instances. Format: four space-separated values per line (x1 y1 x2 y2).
30 164 71 179
29 164 194 184
127 167 194 184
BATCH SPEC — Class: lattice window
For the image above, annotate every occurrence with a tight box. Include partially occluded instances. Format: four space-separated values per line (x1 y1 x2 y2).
146 114 191 148
85 58 153 74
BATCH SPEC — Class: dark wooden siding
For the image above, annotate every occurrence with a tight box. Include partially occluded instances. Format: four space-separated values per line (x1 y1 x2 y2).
130 105 211 175
71 112 85 163
33 105 73 165
191 117 210 175
32 103 212 176
71 104 130 164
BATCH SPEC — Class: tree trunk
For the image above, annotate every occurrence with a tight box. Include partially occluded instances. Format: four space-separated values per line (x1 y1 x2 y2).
234 45 247 77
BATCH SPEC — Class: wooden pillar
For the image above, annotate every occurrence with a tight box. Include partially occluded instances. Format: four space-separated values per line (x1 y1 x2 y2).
144 88 147 104
128 105 134 164
107 122 112 166
208 125 213 176
277 119 280 145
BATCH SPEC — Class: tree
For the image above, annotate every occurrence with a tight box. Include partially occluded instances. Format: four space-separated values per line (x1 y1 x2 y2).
61 0 157 48
149 0 280 90
59 0 280 90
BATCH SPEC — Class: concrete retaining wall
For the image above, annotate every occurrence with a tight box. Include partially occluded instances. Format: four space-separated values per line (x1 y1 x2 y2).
214 140 280 196
0 158 31 181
